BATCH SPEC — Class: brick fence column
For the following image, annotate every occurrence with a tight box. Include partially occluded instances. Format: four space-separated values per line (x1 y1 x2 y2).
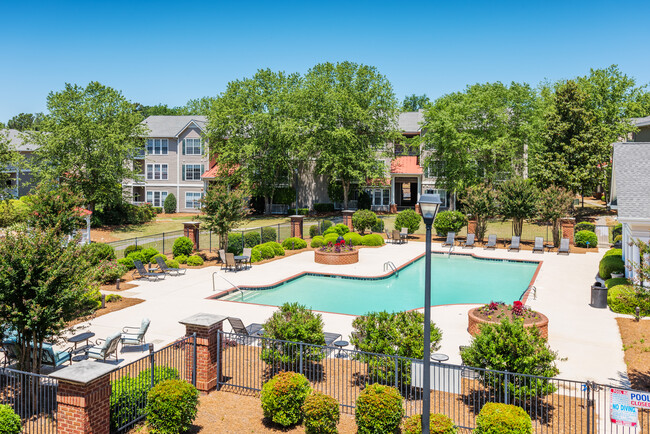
179 313 227 393
183 221 201 251
290 215 304 239
467 220 477 235
50 361 115 434
561 217 576 245
389 204 397 213
342 210 354 229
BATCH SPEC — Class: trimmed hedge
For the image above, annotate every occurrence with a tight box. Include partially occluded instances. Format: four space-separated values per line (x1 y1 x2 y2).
361 234 384 246
0 404 21 434
309 225 320 238
613 223 622 238
575 222 596 233
288 208 309 215
323 224 349 237
261 372 311 427
323 233 340 244
604 248 622 258
395 209 421 234
251 248 262 263
433 210 467 236
245 232 262 248
146 379 199 434
575 230 598 248
282 237 308 250
474 403 532 433
175 254 188 264
172 237 194 257
228 233 244 255
343 232 363 246
302 392 340 434
355 384 403 434
403 413 457 434
599 255 625 280
186 255 204 266
605 277 629 289
313 203 335 213
311 236 325 248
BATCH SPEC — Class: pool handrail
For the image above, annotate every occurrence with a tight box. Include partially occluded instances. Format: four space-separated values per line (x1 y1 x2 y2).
213 271 245 300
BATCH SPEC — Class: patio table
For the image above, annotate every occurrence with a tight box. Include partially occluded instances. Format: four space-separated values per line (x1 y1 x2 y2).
67 332 95 350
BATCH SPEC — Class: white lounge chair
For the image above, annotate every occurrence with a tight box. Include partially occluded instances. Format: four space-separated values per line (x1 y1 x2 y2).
120 318 150 349
87 332 120 362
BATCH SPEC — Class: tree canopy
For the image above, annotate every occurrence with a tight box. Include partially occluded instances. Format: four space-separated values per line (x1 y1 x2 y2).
200 182 249 251
0 130 21 197
402 94 430 111
7 112 44 131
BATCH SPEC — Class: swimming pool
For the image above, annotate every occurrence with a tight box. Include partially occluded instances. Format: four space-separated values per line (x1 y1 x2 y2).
217 253 539 316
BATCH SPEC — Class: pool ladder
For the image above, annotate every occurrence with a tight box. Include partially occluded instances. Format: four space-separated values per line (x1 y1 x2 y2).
212 272 245 300
383 261 398 276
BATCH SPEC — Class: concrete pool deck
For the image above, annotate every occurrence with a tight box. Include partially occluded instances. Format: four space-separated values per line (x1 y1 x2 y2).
72 242 627 386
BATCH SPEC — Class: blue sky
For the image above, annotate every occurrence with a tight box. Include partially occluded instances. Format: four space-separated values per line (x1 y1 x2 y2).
2 0 649 121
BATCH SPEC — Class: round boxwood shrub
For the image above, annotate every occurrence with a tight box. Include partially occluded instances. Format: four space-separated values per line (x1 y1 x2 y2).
127 251 145 264
245 231 262 248
282 237 308 250
83 242 116 265
140 247 160 263
259 245 275 259
261 241 284 256
186 255 204 266
151 253 167 264
395 209 422 234
175 254 188 264
324 223 349 237
124 244 143 257
311 236 325 248
575 221 596 233
322 220 333 232
227 233 244 255
117 257 135 269
599 255 625 279
608 285 650 316
474 403 532 434
146 379 199 434
613 223 622 238
173 236 194 257
165 259 180 269
323 228 338 237
323 233 340 244
355 384 403 434
343 232 363 246
604 248 622 258
163 193 176 214
575 230 598 248
614 234 622 243
261 372 311 427
403 413 457 434
0 404 21 434
352 210 378 235
605 277 629 289
371 218 385 233
302 392 340 434
309 225 320 238
251 247 262 263
361 234 384 246
433 210 467 236
262 227 277 243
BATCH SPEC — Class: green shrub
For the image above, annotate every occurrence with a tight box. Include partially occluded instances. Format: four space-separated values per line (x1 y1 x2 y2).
106 294 122 303
227 233 244 255
140 247 160 263
355 384 403 434
0 199 31 228
614 234 622 243
474 403 532 434
93 260 128 283
333 223 350 236
172 237 194 257
433 210 467 236
361 234 384 246
613 223 622 238
127 251 145 263
460 319 559 400
370 218 384 233
261 372 311 427
403 413 457 434
395 209 422 234
83 242 116 266
352 210 377 235
343 232 363 246
0 404 21 434
251 247 262 263
186 255 204 266
575 222 596 233
244 231 262 248
117 257 135 269
604 248 623 258
608 285 650 316
311 236 325 248
302 392 340 434
323 233 340 244
266 241 285 256
322 220 333 232
124 244 143 257
605 277 629 289
288 207 309 215
163 193 176 214
599 255 625 279
575 230 598 248
282 237 308 250
175 254 188 264
323 227 338 237
153 207 163 214
146 379 199 434
262 227 277 243
314 203 335 213
151 253 167 264
259 245 275 259
309 225 320 238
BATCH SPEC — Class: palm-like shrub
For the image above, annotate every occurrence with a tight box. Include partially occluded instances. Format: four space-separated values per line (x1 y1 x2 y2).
261 372 311 427
355 384 403 434
394 209 421 234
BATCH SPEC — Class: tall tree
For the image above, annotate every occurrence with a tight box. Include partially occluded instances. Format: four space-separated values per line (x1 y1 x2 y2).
422 82 542 195
0 130 21 197
207 69 302 214
7 112 44 131
537 186 574 246
185 97 216 115
462 183 499 243
302 61 399 209
200 181 249 252
498 177 538 237
136 103 186 117
31 82 147 211
402 94 430 111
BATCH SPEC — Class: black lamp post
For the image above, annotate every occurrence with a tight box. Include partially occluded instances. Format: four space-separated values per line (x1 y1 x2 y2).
418 193 442 434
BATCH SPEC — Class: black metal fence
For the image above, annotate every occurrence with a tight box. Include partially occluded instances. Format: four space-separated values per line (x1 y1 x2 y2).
217 331 650 433
108 334 197 433
0 367 58 433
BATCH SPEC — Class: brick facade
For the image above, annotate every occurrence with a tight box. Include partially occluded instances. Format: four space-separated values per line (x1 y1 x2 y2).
467 220 477 235
561 217 576 245
290 215 304 239
467 307 548 339
314 250 359 265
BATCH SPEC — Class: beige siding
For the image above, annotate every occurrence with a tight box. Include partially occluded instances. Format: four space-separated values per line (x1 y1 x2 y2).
179 186 204 213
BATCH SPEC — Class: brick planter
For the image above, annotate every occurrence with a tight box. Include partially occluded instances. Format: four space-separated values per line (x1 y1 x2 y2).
314 250 359 265
467 307 549 339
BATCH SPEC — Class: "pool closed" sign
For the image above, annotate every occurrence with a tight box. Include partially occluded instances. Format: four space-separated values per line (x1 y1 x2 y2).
610 388 650 426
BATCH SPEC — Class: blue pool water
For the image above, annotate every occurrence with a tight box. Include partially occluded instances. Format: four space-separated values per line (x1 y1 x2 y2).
221 254 538 316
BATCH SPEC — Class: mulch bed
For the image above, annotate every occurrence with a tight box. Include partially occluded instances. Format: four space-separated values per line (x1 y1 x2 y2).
616 318 650 391
67 297 145 328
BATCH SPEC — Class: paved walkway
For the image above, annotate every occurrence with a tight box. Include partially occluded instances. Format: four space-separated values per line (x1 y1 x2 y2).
68 242 626 385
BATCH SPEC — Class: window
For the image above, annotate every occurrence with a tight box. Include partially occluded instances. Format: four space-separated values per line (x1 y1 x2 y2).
146 191 168 207
367 188 390 207
183 138 202 155
185 192 202 209
425 161 444 178
146 139 168 155
183 164 204 181
146 164 168 180
424 188 447 208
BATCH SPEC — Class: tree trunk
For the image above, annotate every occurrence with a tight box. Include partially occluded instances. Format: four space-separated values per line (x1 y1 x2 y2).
513 218 524 237
264 196 271 215
342 180 350 209
220 231 228 252
552 219 561 247
476 217 488 243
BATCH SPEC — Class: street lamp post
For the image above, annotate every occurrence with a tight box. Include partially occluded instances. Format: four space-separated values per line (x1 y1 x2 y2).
418 193 442 434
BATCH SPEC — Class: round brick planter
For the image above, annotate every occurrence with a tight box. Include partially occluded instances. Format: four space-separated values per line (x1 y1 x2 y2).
314 249 359 265
467 307 549 338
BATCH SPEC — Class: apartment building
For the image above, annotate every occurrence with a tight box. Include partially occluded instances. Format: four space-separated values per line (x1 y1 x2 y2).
1 129 37 198
125 116 209 213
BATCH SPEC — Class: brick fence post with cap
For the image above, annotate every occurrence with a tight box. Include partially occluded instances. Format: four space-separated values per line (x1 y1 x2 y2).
342 210 354 230
50 361 115 434
561 217 576 245
290 215 304 238
179 313 227 393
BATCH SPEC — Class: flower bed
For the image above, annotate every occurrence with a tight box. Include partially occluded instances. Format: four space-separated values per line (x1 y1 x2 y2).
468 302 548 338
314 249 359 265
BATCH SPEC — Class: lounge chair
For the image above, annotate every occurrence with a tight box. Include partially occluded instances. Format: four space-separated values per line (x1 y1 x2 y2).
120 318 150 348
225 253 241 272
484 234 497 249
400 227 409 243
133 260 165 281
462 233 476 248
392 230 403 245
533 237 544 254
508 236 521 252
242 248 252 269
155 256 186 276
558 238 570 255
385 230 393 244
40 343 73 368
442 232 455 247
87 332 120 362
227 317 264 337
324 332 342 346
219 249 228 270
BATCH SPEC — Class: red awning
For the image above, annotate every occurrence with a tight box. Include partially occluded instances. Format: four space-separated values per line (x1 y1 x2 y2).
390 156 422 174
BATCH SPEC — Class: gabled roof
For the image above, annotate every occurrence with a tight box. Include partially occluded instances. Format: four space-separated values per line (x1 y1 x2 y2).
390 156 422 174
631 115 650 128
142 116 207 138
1 129 39 152
611 142 650 220
397 110 424 134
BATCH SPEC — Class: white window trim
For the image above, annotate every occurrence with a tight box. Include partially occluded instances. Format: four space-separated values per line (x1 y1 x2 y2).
185 191 202 209
185 138 202 155
146 191 168 207
146 138 169 155
146 164 169 181
185 164 202 181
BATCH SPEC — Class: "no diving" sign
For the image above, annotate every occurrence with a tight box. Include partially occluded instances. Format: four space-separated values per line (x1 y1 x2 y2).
610 388 650 426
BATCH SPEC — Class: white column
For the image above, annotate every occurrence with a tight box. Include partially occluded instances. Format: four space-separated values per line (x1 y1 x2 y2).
391 177 396 205
417 176 421 202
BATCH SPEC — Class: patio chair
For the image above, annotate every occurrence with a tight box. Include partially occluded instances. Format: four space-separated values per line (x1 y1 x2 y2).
392 230 403 245
155 256 186 276
133 260 165 281
87 332 120 362
227 317 264 337
508 236 521 252
385 230 393 244
533 237 544 254
484 234 497 249
225 253 241 272
0 341 19 367
40 342 73 368
242 248 252 269
442 232 455 247
324 332 342 346
120 318 150 349
219 249 228 270
558 238 570 255
462 233 475 248
400 227 409 244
